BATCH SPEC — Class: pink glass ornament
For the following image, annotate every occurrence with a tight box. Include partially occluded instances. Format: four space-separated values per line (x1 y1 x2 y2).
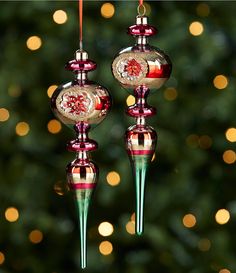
112 15 172 235
51 50 111 268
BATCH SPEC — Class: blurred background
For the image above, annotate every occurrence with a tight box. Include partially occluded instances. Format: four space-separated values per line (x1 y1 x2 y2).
0 1 236 273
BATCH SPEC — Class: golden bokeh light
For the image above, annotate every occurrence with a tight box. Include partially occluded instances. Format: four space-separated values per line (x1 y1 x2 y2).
0 108 10 122
215 209 230 225
219 269 231 273
5 207 19 222
47 85 58 98
54 181 66 196
186 134 199 148
198 238 211 252
189 21 204 36
8 84 21 97
15 122 30 136
98 222 114 237
196 3 210 17
26 36 42 51
126 95 135 106
225 128 236 142
199 135 212 149
0 252 5 265
223 150 236 164
53 10 68 24
47 119 62 134
126 221 135 235
182 214 197 228
101 3 115 19
144 3 151 16
213 75 228 90
151 153 156 162
164 87 178 101
29 230 43 244
106 171 120 186
99 241 113 255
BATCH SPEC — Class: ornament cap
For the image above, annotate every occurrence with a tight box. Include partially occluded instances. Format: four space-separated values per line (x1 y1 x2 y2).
136 15 148 25
75 50 88 61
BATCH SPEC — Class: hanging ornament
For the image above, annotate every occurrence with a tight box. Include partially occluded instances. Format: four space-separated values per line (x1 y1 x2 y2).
112 2 172 235
51 0 111 268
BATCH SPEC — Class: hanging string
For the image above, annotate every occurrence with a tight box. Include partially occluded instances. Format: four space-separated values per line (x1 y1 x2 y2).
137 0 146 16
79 0 83 50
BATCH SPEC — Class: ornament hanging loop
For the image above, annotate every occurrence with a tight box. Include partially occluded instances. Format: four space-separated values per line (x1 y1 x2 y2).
137 3 146 16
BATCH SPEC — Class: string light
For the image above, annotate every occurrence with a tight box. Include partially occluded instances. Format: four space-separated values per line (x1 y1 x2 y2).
106 171 120 186
198 135 212 149
99 241 113 255
126 95 135 106
47 119 62 134
213 75 228 90
182 213 197 228
5 207 19 222
101 3 115 19
219 269 231 273
225 128 236 142
98 222 114 237
47 85 58 98
0 252 5 265
15 122 30 136
151 153 156 162
164 87 178 101
0 108 10 122
215 209 230 225
126 221 135 235
26 36 42 51
189 21 204 36
222 150 236 164
29 230 43 244
196 3 210 17
53 10 68 24
8 84 21 97
198 238 211 251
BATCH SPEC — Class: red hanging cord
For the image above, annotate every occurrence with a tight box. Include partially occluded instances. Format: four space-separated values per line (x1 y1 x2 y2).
79 0 83 50
139 0 143 6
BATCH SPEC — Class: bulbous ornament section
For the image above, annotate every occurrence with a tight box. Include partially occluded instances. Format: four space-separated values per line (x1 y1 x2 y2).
112 15 172 92
51 51 111 128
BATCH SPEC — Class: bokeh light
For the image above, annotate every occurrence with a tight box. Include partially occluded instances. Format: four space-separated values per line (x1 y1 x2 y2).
164 87 178 101
29 230 43 244
54 181 66 196
47 85 58 98
223 150 236 164
15 122 30 136
198 238 211 251
0 252 5 265
5 207 19 222
126 221 135 235
99 241 113 255
0 108 10 122
199 135 212 149
213 75 228 90
225 128 236 142
98 222 114 237
196 3 210 17
182 213 197 228
215 209 230 225
186 134 199 148
101 3 115 18
8 84 21 97
219 269 231 273
189 21 204 36
130 212 135 222
106 171 120 186
47 119 62 134
26 36 42 51
151 153 156 162
53 10 68 24
126 95 135 106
